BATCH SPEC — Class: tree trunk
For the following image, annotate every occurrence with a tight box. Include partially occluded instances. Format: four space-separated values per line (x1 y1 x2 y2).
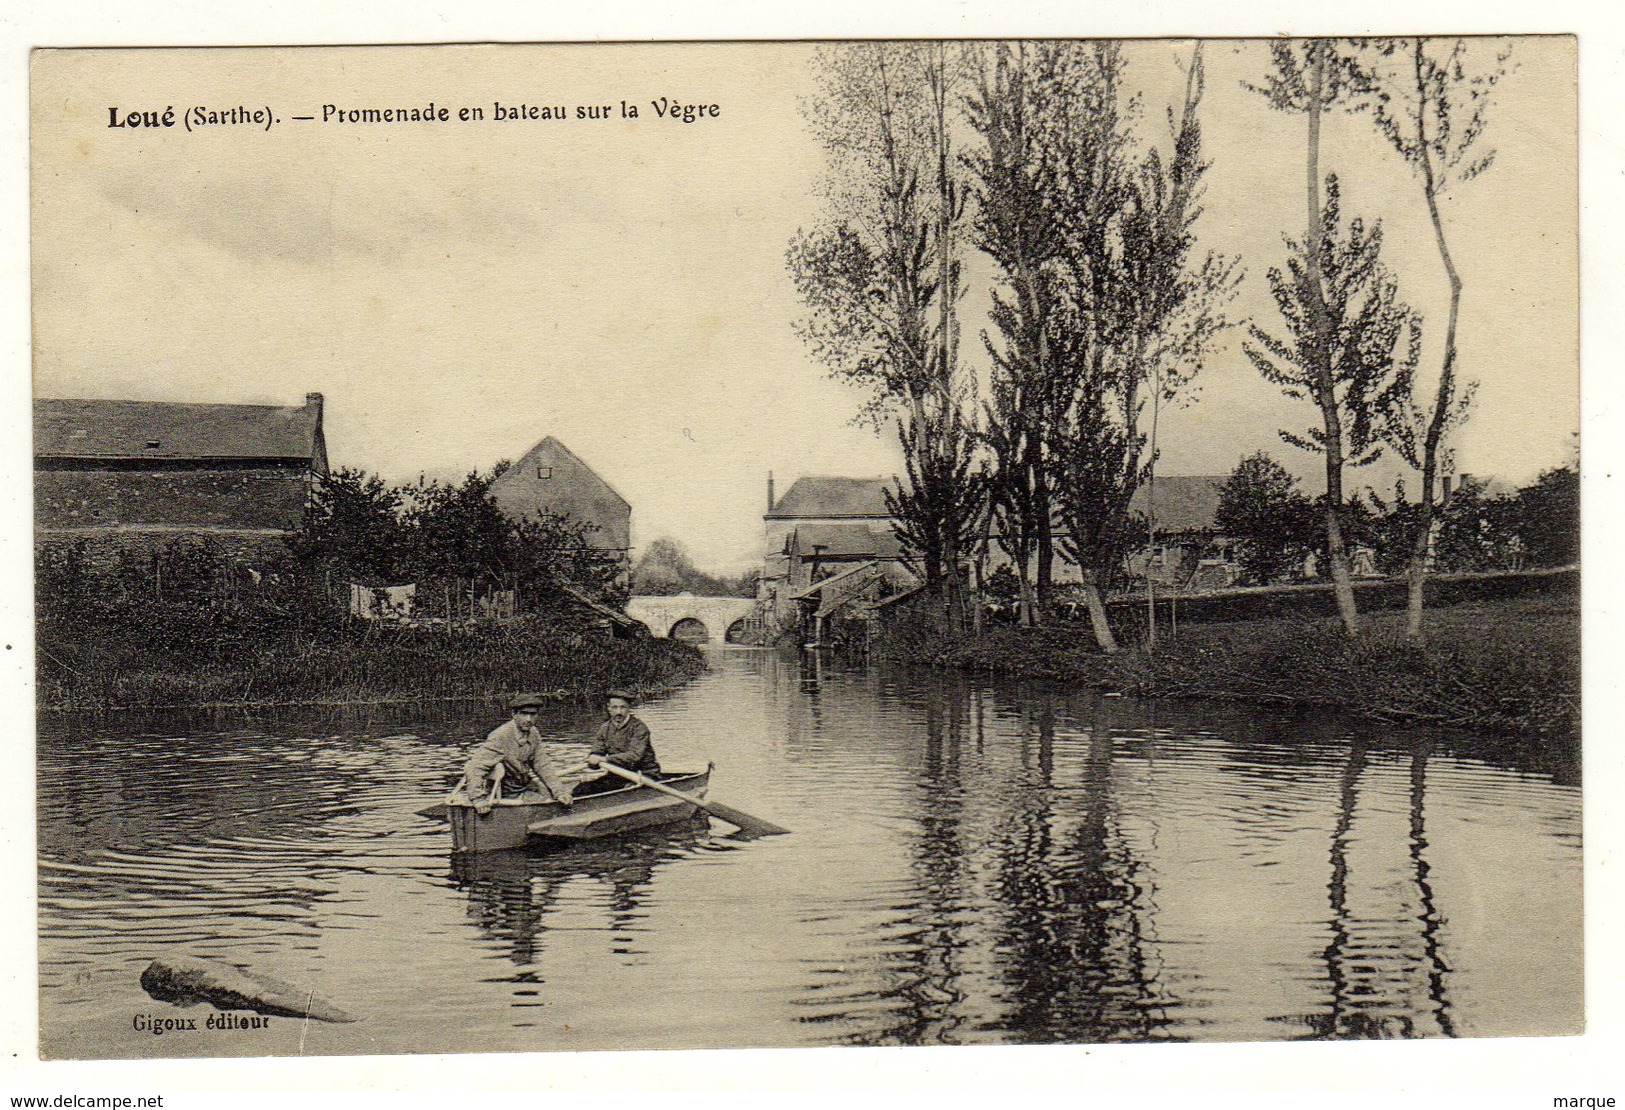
1082 574 1118 654
1017 553 1036 628
1405 474 1434 639
1406 45 1467 641
1033 484 1053 625
1322 420 1361 635
1304 41 1361 637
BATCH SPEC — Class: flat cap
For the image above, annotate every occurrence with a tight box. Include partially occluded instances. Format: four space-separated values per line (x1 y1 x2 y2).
508 692 546 710
604 688 638 704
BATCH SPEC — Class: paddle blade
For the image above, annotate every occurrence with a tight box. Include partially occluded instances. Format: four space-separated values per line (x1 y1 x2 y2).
701 800 789 837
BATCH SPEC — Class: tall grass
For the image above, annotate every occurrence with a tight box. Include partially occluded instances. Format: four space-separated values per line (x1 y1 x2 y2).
38 606 704 712
878 595 1579 742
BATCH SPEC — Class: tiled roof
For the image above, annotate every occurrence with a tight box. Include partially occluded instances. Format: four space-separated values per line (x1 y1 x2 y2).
767 476 891 520
788 522 901 560
1128 475 1227 534
35 397 323 461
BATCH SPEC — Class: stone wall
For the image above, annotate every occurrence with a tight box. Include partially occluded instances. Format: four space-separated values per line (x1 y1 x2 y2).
35 466 310 531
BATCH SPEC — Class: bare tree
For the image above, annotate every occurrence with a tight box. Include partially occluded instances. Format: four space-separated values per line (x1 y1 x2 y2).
1362 37 1510 639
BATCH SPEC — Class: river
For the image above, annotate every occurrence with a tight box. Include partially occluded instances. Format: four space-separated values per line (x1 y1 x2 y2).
37 646 1582 1057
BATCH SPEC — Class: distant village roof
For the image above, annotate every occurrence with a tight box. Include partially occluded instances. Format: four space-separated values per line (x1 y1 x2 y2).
1128 475 1227 534
767 476 891 520
35 396 326 463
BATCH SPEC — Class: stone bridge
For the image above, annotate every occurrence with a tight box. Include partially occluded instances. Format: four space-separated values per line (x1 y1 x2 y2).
625 594 762 643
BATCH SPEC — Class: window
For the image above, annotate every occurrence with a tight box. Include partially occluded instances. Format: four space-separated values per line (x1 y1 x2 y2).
536 466 552 479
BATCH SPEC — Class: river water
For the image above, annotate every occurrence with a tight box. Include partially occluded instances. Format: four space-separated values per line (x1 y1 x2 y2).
37 647 1582 1058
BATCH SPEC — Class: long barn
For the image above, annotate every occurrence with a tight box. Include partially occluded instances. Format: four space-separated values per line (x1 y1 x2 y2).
33 392 329 566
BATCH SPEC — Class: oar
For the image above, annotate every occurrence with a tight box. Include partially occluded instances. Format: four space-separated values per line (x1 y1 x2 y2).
591 760 789 837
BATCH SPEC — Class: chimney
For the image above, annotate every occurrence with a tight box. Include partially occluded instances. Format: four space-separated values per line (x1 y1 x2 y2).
767 471 776 514
1441 475 1453 500
305 391 324 413
1459 471 1472 492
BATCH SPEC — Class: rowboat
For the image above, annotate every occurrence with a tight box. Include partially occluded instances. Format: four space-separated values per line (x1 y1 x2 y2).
446 765 713 853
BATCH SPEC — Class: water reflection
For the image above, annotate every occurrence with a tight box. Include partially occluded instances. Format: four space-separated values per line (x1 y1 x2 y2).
449 829 705 968
37 648 1582 1057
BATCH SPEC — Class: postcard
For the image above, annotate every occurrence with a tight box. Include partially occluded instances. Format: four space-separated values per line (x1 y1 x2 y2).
27 36 1584 1073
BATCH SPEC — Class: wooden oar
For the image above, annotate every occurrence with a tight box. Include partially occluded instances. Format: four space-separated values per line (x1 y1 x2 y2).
592 760 789 837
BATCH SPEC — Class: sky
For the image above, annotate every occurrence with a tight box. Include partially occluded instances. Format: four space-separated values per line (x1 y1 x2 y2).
30 39 1577 573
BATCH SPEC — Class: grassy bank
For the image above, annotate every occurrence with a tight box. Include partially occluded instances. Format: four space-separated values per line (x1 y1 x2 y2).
37 613 706 712
878 594 1579 743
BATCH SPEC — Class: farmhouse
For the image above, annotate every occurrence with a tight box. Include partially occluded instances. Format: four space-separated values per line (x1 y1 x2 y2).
760 475 914 636
1124 475 1239 589
34 392 328 565
487 436 631 558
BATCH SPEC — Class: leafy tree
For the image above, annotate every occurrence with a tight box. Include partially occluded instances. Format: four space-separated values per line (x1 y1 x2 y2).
790 42 984 626
1244 173 1420 634
394 468 625 612
632 537 751 597
967 42 1235 648
1363 36 1510 637
512 510 628 607
290 467 407 584
1359 480 1426 575
1510 466 1579 568
1431 479 1522 572
965 41 1097 628
1247 39 1384 635
401 469 514 587
1216 452 1319 584
1054 43 1239 648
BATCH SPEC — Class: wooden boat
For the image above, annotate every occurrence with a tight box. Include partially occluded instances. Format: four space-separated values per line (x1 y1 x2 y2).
446 765 713 853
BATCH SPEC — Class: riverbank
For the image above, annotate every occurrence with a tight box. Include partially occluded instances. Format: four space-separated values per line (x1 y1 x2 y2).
37 616 706 712
877 593 1579 743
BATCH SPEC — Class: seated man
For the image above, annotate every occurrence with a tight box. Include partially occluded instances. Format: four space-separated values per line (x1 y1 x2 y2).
463 692 574 815
572 689 661 796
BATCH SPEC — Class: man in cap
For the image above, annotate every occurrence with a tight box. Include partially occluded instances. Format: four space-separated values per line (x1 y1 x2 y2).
463 693 574 815
573 688 661 796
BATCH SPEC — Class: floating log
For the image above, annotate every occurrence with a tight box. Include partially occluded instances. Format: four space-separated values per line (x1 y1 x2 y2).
139 953 357 1023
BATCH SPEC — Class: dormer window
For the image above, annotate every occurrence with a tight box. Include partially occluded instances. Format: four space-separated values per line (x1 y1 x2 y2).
144 439 161 449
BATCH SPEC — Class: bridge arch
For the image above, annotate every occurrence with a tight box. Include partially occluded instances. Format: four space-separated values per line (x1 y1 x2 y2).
626 594 761 641
669 617 710 643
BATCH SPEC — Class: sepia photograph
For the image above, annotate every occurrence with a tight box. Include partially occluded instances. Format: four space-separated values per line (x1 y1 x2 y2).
24 32 1589 1072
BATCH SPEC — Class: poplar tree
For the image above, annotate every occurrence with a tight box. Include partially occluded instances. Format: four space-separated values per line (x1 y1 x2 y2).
1362 37 1510 639
1053 43 1238 650
790 42 983 624
1247 39 1381 635
1244 175 1421 618
963 40 1073 626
